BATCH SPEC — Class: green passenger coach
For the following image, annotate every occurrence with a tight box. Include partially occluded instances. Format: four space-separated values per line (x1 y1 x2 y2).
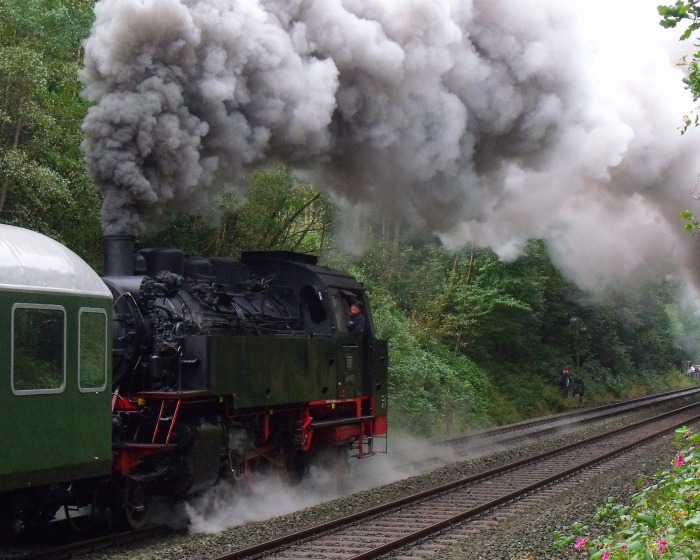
0 225 112 523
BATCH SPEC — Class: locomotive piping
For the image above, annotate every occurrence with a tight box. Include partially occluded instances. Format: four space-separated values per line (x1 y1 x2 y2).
103 234 135 276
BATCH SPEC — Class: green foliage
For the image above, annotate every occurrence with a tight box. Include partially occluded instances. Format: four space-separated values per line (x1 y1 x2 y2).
343 270 499 435
13 354 62 391
659 1 700 132
326 225 698 433
679 209 700 234
222 167 333 255
0 0 100 264
554 427 700 558
659 1 700 39
346 238 560 365
430 248 534 359
139 166 333 258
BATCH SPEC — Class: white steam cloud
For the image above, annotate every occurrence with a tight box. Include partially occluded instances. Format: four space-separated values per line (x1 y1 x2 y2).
152 432 460 534
81 0 700 292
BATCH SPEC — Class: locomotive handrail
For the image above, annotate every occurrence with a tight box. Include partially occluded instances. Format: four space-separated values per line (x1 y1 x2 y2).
112 442 177 449
310 415 375 428
134 390 211 398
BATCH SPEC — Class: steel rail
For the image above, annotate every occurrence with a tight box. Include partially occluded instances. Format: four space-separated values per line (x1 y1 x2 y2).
12 526 163 560
212 401 700 560
11 389 700 560
438 385 700 448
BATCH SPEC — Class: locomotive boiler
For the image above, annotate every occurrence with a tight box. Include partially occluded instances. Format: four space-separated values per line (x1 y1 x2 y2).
0 225 388 532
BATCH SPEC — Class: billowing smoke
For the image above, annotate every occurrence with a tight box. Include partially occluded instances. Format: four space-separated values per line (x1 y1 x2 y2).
81 0 700 292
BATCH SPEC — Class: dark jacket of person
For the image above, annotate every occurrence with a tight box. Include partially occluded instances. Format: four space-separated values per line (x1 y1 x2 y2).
348 304 365 334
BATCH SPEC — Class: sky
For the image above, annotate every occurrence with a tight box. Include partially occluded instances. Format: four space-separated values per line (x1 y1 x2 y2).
80 0 700 294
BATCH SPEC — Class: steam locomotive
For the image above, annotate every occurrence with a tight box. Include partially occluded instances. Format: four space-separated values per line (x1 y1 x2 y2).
0 224 388 532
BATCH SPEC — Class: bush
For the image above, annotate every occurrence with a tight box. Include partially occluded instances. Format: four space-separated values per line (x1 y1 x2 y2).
554 427 700 559
366 284 498 435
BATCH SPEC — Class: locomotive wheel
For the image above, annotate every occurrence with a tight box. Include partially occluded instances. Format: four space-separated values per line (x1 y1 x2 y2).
314 446 350 476
118 478 150 530
283 449 309 484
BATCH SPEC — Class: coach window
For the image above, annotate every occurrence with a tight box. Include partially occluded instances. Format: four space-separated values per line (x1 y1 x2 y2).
79 308 108 392
12 304 66 394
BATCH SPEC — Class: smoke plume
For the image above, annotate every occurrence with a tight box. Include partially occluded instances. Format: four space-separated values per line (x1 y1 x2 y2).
81 0 700 292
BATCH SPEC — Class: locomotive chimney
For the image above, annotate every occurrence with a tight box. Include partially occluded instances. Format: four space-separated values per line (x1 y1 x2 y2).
103 234 135 276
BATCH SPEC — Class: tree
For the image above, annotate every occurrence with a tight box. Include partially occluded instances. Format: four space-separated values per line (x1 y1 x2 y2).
219 167 333 256
139 166 334 258
0 0 100 262
659 1 700 130
658 3 700 237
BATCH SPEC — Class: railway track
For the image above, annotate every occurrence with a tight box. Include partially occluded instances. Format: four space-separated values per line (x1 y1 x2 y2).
210 401 700 560
1 526 164 560
398 386 700 472
5 388 699 560
437 385 700 451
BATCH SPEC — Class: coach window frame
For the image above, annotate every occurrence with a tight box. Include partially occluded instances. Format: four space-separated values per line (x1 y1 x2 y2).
11 303 67 395
78 307 108 392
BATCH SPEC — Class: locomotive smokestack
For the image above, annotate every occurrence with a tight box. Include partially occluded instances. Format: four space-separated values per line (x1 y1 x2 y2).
103 234 135 276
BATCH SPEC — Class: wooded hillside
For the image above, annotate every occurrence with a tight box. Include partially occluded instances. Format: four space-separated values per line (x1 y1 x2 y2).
2 0 698 436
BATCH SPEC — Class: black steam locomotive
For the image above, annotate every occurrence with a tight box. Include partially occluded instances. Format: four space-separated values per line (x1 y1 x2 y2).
0 225 388 531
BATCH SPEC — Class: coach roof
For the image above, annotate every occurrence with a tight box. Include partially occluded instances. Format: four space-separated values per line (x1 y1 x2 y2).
0 225 111 297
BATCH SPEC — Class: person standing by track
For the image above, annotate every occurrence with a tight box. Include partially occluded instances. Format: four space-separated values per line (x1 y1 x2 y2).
558 369 571 397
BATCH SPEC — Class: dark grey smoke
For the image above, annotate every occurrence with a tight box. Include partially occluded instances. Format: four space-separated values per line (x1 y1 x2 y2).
81 0 700 293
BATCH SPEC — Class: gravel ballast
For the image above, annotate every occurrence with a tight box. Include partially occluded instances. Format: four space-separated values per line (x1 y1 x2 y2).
92 409 693 560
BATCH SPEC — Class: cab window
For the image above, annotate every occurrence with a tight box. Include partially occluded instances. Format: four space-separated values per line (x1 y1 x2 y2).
329 291 350 334
12 304 66 394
